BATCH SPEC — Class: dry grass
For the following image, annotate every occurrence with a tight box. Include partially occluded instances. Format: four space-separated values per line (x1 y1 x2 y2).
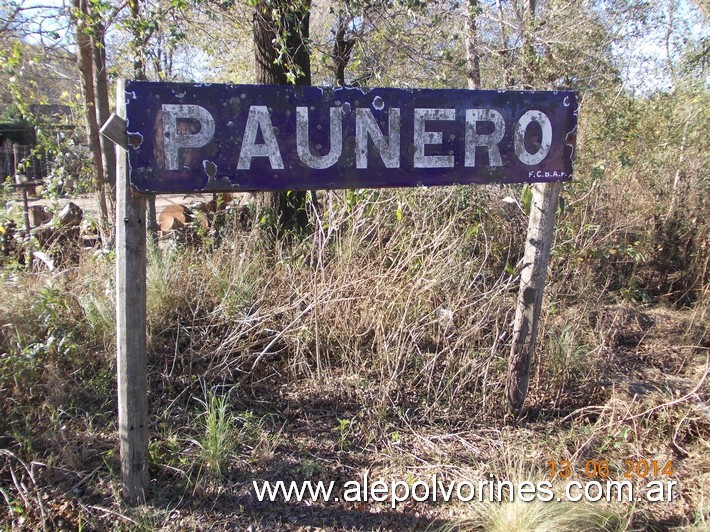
458 472 629 532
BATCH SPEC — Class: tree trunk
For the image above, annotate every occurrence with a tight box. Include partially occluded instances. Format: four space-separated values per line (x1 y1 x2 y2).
253 0 311 237
466 0 482 90
92 25 116 208
521 0 537 89
72 0 110 239
129 0 146 80
333 9 356 87
496 0 515 88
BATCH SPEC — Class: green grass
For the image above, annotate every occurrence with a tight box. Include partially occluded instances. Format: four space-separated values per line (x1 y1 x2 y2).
195 389 237 478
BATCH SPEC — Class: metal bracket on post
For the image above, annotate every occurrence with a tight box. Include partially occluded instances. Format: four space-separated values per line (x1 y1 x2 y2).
100 113 128 150
102 81 149 504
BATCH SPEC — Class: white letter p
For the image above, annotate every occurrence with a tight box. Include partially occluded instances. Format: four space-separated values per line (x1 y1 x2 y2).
162 104 215 170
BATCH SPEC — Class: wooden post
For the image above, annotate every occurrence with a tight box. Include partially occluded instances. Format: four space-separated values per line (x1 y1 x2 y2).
13 144 31 235
506 181 562 415
106 79 149 504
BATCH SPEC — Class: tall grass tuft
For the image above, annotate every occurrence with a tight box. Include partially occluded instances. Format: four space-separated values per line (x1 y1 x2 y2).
195 389 236 478
456 456 628 532
146 240 179 323
467 498 626 532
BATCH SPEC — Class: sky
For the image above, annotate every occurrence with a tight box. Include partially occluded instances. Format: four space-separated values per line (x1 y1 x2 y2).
616 0 708 93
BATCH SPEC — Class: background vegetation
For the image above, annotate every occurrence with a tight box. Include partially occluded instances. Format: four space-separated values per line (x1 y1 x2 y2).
0 0 707 529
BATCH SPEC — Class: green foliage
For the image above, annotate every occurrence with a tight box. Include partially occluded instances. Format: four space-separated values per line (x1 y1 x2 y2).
558 77 709 307
213 254 254 319
0 284 82 395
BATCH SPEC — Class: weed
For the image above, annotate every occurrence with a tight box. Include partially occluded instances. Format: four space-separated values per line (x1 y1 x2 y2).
539 322 595 408
235 410 282 460
297 458 321 479
79 292 114 344
146 240 178 324
194 389 237 478
336 418 353 451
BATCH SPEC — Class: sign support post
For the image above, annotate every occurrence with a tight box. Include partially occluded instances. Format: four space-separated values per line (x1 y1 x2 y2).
103 79 149 504
506 181 562 415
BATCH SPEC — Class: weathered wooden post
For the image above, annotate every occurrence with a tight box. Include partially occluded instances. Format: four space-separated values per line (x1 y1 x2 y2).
506 181 562 415
101 79 149 504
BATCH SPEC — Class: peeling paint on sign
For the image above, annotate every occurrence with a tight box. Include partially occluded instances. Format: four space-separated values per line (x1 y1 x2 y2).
125 81 578 194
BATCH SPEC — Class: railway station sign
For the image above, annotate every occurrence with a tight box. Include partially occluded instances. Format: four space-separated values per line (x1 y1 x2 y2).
125 81 577 193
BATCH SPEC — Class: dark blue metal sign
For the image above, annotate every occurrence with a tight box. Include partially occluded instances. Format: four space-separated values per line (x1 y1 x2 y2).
125 81 577 193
